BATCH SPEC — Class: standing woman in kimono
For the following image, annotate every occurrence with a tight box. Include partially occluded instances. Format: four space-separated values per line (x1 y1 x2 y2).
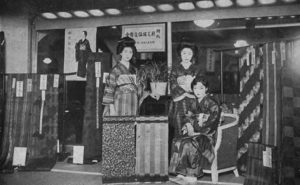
169 38 200 138
75 31 91 77
103 37 138 116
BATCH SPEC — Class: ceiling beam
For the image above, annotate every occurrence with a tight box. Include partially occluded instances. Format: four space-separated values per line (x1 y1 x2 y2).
35 4 300 30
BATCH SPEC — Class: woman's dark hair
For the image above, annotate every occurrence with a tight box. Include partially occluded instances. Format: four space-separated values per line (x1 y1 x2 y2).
83 31 87 36
176 37 198 61
116 36 137 63
191 75 209 90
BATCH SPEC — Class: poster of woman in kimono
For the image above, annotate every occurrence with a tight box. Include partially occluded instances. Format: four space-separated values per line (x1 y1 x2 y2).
64 28 96 81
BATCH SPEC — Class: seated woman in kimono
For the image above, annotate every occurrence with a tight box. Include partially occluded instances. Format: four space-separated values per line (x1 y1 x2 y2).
169 75 221 183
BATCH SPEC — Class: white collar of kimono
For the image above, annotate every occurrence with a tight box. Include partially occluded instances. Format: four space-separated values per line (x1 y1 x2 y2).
120 60 130 70
180 61 192 70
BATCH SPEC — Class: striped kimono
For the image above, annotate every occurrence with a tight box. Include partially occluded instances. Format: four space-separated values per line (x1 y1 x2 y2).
103 62 138 116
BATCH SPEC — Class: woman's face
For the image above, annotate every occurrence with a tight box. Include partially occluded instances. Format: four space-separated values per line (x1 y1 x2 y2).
81 32 86 40
180 48 193 63
193 82 208 99
120 47 133 62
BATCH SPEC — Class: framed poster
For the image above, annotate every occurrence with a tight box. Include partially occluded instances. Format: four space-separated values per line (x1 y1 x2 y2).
122 23 165 52
64 28 96 81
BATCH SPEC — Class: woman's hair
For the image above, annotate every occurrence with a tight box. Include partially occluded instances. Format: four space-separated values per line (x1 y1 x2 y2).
176 37 198 61
191 75 209 90
116 36 137 63
83 31 87 37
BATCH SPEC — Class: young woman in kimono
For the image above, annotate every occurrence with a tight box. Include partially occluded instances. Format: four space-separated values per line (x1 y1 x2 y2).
169 38 201 138
102 37 139 116
170 75 221 183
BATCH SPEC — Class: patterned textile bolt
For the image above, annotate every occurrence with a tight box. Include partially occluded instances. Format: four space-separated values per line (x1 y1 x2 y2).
82 56 101 160
135 116 169 182
0 74 60 170
102 116 136 183
236 46 264 172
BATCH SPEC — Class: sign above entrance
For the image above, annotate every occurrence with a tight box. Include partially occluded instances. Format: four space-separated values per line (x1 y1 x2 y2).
122 23 165 52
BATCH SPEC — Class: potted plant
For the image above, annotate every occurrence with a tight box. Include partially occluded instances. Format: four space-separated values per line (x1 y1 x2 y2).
137 61 169 96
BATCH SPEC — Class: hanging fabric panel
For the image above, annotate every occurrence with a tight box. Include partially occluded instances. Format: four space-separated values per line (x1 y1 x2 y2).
26 74 59 170
237 46 264 171
0 74 60 171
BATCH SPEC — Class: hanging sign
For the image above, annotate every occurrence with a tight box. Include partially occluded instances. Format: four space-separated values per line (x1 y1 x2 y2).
122 23 165 52
40 75 47 90
16 81 24 97
27 79 32 92
53 74 59 88
206 49 215 72
280 42 286 67
95 62 102 78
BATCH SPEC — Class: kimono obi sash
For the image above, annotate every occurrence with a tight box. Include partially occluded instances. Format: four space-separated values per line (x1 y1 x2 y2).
116 83 137 94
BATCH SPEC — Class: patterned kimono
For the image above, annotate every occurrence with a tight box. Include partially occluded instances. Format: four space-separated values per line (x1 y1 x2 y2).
169 95 221 177
75 39 91 77
103 62 138 116
169 62 200 137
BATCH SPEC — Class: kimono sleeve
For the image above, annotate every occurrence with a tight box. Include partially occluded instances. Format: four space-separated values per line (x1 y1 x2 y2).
201 98 221 133
75 41 80 62
169 66 186 99
103 68 118 105
85 40 92 52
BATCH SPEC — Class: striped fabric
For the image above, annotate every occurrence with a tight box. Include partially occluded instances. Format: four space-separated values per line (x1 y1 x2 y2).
135 116 169 181
244 143 277 185
237 46 264 172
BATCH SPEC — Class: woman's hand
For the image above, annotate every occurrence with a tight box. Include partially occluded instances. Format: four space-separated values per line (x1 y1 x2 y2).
185 122 195 136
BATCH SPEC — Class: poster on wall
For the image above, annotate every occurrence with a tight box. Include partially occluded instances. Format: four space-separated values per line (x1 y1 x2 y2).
122 23 165 52
64 28 96 81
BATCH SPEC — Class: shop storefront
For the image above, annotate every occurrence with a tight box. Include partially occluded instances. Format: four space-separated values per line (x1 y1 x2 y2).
1 1 300 185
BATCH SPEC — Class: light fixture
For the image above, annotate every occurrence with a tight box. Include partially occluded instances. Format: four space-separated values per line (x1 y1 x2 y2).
111 26 117 29
88 9 104 16
139 5 156 13
280 16 284 19
236 0 255 7
282 0 297 3
57 11 72 18
73 11 89 18
258 0 276 5
256 17 262 20
178 2 195 10
268 16 273 19
41 12 57 19
157 4 174 11
196 0 214 9
43 58 52 64
105 8 121 15
234 40 249 48
290 15 296 18
215 0 233 7
194 19 215 28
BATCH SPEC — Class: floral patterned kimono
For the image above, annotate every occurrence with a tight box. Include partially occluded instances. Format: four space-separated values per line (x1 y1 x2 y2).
103 62 138 116
169 62 200 137
169 95 221 177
